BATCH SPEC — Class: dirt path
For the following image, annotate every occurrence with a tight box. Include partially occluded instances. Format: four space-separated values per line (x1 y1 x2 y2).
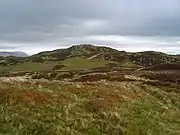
88 53 103 59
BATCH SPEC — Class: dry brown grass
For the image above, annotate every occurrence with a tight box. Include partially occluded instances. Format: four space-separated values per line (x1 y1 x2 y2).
0 76 179 135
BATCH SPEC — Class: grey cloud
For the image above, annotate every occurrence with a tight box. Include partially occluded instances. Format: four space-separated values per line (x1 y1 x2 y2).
0 0 180 53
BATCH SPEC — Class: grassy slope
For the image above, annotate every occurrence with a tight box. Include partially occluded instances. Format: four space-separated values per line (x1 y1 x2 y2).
0 62 58 72
118 61 140 68
62 58 111 70
0 79 179 135
0 58 111 72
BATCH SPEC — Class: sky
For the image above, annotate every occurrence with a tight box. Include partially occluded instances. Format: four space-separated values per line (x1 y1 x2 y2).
0 0 180 55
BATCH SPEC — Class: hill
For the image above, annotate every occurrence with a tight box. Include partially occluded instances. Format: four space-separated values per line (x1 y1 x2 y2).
144 63 180 71
0 44 179 72
33 44 118 60
0 51 28 57
94 51 179 67
33 44 179 67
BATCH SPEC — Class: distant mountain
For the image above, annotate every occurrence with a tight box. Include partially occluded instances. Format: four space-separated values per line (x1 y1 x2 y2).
0 51 28 57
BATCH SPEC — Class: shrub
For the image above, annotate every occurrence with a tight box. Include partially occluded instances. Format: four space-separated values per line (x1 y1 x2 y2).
56 72 74 80
31 57 44 63
53 65 66 70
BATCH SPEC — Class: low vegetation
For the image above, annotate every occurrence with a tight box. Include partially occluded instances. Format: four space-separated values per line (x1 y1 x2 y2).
61 58 111 70
0 57 111 72
0 44 180 135
0 76 179 135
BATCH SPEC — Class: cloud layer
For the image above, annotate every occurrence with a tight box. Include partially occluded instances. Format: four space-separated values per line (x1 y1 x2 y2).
0 0 180 54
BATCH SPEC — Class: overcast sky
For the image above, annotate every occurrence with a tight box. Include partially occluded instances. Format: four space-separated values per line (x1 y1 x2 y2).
0 0 180 54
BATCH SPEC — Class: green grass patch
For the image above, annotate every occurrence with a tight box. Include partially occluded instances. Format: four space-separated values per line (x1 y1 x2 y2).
0 61 58 72
62 58 110 70
0 58 111 72
119 60 140 68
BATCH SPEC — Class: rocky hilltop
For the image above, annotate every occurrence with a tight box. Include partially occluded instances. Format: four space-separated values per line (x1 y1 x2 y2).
0 44 179 72
33 44 180 67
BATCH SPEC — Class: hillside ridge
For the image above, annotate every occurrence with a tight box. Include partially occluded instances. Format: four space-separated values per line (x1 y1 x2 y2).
28 44 180 67
0 44 179 72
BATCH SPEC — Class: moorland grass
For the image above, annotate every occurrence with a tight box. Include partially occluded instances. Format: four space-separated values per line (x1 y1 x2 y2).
0 79 179 135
